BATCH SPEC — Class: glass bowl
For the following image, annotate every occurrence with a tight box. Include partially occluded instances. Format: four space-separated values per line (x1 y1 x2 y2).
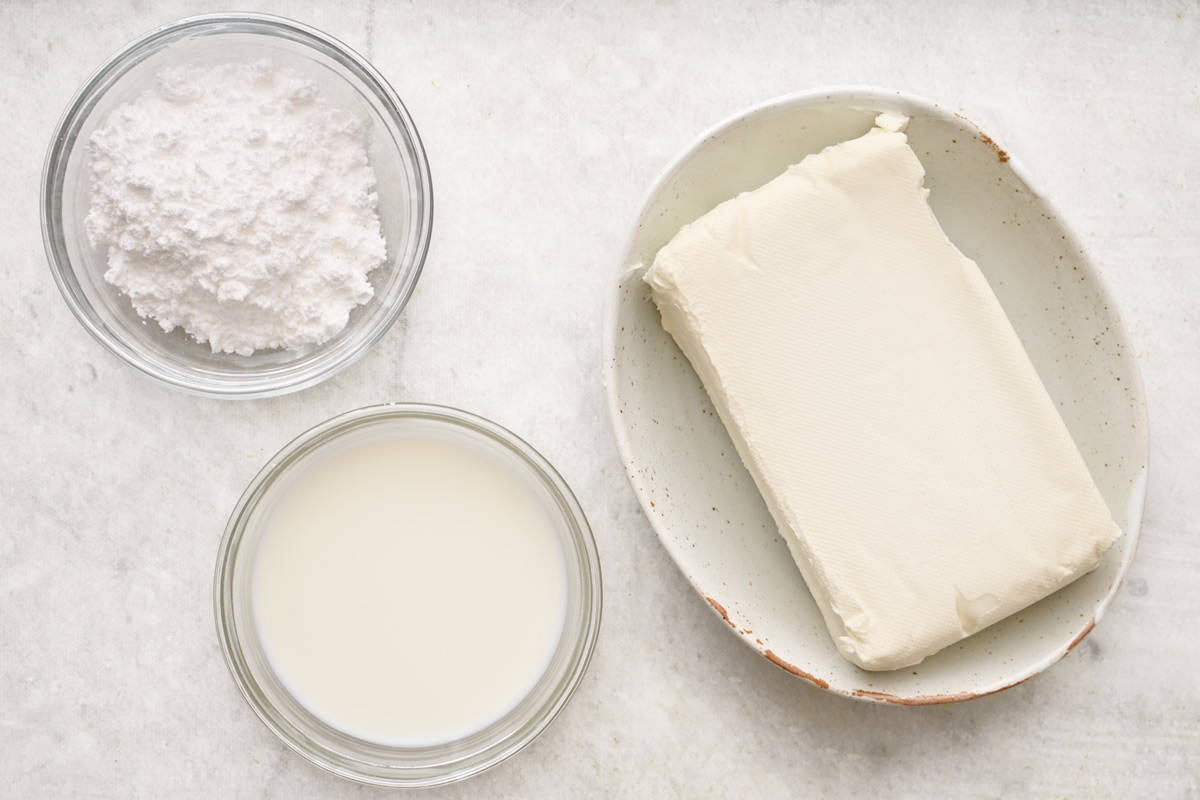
41 14 432 398
214 404 603 787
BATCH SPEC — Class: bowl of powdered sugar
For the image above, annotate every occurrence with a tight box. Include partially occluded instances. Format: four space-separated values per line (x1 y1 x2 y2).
42 13 432 397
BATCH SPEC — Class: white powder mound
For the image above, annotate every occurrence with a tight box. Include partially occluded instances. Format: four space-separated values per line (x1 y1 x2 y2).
85 59 387 356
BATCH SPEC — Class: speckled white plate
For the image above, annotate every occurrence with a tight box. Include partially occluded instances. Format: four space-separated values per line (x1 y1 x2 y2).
604 87 1148 704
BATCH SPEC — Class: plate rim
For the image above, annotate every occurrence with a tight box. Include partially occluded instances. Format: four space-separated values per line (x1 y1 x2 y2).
602 84 1150 704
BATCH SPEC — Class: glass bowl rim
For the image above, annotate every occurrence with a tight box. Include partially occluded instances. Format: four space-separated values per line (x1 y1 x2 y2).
213 402 604 787
40 12 434 398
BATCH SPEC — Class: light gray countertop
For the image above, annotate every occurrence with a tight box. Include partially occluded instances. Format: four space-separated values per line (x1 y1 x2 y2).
3 1 1197 797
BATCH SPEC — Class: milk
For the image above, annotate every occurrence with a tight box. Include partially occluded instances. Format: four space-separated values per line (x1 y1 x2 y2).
250 430 568 746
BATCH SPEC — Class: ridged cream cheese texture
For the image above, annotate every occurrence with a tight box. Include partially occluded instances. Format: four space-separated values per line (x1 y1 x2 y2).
643 118 1121 671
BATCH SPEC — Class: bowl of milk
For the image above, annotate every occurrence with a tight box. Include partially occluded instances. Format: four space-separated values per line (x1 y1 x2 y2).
214 404 602 786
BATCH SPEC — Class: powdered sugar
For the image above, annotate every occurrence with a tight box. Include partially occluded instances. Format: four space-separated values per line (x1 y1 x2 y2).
85 59 387 356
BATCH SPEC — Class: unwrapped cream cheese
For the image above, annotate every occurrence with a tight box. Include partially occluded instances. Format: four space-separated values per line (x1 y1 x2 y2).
644 115 1120 671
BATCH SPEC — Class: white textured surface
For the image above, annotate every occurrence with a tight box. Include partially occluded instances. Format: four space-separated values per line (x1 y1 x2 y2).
2 1 1197 796
85 59 385 356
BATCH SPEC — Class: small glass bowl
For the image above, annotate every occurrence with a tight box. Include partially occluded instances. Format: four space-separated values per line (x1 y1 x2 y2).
214 404 603 787
41 14 432 398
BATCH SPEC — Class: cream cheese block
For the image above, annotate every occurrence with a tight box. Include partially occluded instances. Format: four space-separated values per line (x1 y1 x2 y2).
643 116 1121 672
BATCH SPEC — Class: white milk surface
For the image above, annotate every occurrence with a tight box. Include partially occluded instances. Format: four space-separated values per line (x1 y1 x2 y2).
250 431 568 746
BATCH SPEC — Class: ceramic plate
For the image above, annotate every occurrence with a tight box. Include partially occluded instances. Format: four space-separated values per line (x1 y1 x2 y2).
604 87 1148 703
